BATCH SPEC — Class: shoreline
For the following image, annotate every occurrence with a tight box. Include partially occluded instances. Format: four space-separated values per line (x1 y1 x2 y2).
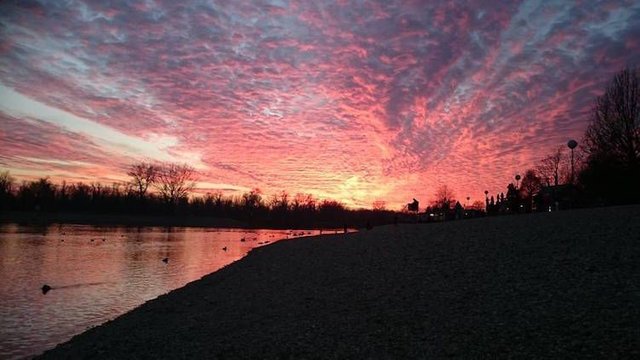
37 205 640 358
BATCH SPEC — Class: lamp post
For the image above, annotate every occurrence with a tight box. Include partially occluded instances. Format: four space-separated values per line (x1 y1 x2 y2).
567 139 578 184
515 174 521 189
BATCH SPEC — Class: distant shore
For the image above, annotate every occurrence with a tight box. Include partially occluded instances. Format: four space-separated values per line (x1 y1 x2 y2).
38 205 640 358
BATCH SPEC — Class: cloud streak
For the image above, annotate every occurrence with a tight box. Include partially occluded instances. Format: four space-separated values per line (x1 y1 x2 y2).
1 0 639 207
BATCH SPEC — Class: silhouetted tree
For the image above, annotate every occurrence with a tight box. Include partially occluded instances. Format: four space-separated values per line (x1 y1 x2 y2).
432 185 455 212
211 190 224 205
295 193 316 215
0 171 13 193
453 201 464 219
242 188 263 210
19 178 56 211
581 67 640 204
470 200 485 211
0 171 14 211
155 163 196 210
519 169 542 212
584 67 640 167
269 190 290 212
372 200 386 211
127 162 159 199
290 193 305 212
506 183 519 213
318 199 345 221
537 147 566 186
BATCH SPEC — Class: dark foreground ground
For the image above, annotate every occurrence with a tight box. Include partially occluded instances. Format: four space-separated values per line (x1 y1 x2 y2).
38 206 640 359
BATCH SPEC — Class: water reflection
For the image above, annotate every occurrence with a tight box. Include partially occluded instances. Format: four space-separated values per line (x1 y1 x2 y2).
0 224 329 359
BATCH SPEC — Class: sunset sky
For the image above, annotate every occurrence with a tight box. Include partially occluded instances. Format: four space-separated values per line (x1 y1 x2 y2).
1 1 639 209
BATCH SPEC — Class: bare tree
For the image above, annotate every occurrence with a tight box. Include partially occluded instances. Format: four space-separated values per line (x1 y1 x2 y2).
519 169 542 199
269 190 289 211
372 200 386 211
469 200 485 211
154 163 197 207
242 188 263 210
537 147 565 186
584 67 640 167
210 190 224 207
519 169 542 211
0 171 15 210
432 185 456 211
127 162 159 199
293 193 316 212
279 190 289 209
318 199 345 215
291 193 304 211
0 170 14 196
580 67 640 203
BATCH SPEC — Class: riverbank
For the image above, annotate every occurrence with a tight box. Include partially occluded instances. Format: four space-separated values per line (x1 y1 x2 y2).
38 205 640 358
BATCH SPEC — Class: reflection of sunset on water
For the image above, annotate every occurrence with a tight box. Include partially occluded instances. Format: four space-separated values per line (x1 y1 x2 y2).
0 224 325 359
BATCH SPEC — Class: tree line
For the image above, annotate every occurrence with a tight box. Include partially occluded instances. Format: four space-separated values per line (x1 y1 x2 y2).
0 163 397 228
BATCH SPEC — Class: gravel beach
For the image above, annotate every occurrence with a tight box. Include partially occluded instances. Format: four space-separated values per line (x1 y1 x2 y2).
38 205 640 359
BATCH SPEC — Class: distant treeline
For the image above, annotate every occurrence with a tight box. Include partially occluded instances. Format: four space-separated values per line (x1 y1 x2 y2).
0 172 398 229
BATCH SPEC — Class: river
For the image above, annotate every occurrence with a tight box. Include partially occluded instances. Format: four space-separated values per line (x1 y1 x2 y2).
0 223 332 359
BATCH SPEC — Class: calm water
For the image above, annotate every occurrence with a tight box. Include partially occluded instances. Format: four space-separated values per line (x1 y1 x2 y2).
0 224 326 359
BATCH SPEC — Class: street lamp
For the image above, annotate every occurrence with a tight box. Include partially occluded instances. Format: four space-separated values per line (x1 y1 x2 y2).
515 174 521 189
567 139 578 184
